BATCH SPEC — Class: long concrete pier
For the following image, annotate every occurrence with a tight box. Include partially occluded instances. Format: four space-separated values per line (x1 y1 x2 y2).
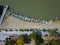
0 5 8 24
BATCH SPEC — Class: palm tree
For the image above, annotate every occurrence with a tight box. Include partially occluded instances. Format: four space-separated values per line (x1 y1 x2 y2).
9 29 13 32
5 29 8 32
43 28 46 32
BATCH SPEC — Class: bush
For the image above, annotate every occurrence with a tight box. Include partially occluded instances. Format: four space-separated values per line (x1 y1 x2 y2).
48 40 60 45
35 38 42 45
42 28 46 32
49 30 54 36
5 29 8 32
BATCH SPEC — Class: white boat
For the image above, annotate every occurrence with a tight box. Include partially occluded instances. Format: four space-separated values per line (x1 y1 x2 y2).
24 17 30 22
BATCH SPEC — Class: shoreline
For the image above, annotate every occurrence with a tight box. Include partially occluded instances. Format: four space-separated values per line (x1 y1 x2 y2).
0 15 60 30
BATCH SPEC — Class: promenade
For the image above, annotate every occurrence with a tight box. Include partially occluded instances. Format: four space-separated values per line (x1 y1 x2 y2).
0 15 60 30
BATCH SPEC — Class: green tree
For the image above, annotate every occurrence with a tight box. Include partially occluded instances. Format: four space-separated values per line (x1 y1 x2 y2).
48 40 60 45
35 38 41 45
43 28 46 32
49 30 53 36
29 32 36 39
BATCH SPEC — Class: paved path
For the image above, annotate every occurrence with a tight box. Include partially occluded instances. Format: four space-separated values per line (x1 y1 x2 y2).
0 42 5 45
0 15 60 30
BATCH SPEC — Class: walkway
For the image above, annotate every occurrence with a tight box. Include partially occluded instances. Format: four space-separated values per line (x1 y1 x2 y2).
0 15 60 30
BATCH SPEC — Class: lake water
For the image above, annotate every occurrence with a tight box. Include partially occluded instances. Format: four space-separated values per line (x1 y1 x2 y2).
0 0 60 20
